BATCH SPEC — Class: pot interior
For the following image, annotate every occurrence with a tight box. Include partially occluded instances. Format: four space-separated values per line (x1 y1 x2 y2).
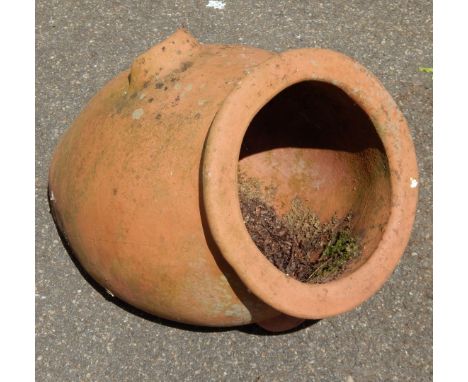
237 80 392 280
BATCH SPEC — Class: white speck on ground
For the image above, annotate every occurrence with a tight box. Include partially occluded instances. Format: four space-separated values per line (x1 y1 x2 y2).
410 177 418 188
206 1 225 10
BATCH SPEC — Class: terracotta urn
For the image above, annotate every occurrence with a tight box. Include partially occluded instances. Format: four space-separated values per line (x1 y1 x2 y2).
48 29 418 332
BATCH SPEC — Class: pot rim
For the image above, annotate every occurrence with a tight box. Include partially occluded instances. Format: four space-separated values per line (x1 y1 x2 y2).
202 48 418 319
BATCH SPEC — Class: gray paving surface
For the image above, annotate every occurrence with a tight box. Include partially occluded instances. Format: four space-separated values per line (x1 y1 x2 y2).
36 1 433 381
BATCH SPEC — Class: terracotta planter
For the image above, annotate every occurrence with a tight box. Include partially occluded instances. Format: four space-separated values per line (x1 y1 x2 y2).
49 29 418 332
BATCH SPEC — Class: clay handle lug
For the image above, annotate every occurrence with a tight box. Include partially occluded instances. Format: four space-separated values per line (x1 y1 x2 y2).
128 28 200 93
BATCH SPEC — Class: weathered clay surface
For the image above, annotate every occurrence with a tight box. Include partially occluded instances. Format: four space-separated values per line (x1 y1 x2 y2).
49 29 418 328
49 30 279 326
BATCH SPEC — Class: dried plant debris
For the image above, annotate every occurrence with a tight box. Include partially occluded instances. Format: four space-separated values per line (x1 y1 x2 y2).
238 171 262 200
239 187 360 284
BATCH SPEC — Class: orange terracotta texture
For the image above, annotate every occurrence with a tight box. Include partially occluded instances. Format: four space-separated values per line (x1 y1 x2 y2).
49 29 418 330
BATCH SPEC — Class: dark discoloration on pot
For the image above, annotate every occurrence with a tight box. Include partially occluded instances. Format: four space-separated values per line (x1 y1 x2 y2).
49 29 418 329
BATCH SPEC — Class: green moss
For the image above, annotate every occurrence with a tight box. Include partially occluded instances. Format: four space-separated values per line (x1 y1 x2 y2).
307 230 359 283
418 67 433 73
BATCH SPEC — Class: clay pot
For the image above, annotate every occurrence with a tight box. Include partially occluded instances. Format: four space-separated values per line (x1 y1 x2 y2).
49 29 418 331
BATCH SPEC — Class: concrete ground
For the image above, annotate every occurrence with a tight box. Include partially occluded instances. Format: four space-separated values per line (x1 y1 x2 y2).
36 1 432 381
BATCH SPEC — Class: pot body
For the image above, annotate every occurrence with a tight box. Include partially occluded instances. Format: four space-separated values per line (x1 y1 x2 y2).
49 30 280 326
49 29 418 328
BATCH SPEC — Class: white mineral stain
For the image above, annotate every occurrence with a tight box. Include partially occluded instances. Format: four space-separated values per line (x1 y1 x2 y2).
224 304 247 318
181 84 193 98
219 274 229 284
206 0 225 10
132 108 144 120
410 177 418 188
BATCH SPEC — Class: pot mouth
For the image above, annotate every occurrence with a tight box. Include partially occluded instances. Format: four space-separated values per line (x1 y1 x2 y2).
202 48 418 319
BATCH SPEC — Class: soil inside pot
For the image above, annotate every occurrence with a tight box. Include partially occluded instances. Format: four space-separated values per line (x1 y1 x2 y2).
238 174 361 283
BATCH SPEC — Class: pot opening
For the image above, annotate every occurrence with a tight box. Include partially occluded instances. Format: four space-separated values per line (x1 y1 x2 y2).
237 80 392 284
